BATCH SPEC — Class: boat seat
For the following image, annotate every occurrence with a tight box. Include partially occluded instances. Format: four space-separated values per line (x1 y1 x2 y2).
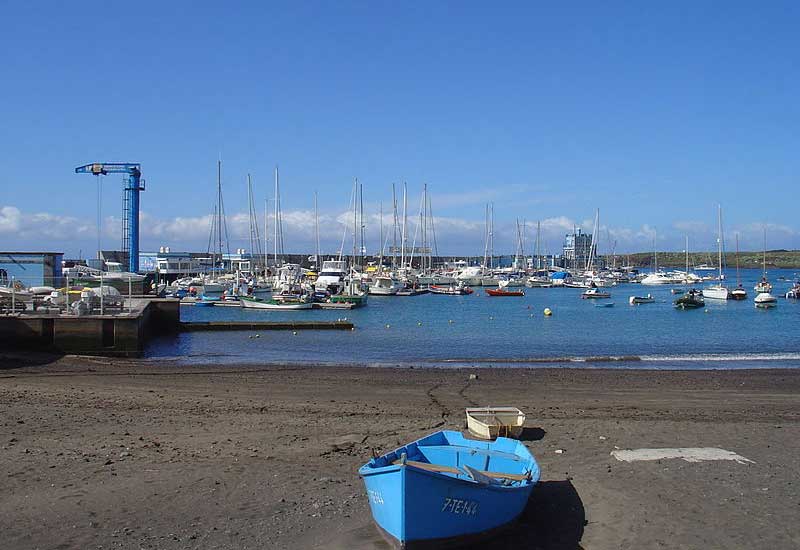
391 459 530 482
420 445 521 461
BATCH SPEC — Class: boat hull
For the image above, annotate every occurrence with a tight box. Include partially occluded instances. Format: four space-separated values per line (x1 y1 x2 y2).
465 407 525 440
485 289 524 297
360 431 537 548
703 286 729 300
240 297 312 310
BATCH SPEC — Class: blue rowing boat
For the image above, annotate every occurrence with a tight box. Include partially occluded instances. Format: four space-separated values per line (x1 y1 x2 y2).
359 430 540 548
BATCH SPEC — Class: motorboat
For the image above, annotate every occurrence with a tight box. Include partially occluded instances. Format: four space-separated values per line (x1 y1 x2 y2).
315 260 348 294
786 282 800 299
754 292 777 308
329 278 369 307
239 296 313 310
454 266 484 286
465 407 526 440
485 279 524 296
368 275 403 296
581 287 611 299
359 431 539 548
629 294 655 305
485 287 525 297
640 272 677 285
429 282 473 295
674 289 705 309
730 286 747 300
395 287 430 296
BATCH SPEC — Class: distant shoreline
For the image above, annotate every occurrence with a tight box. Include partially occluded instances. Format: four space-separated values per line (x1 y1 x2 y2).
604 251 800 269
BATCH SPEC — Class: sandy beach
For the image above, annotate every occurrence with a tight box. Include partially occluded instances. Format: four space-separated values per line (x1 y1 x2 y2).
1 355 799 549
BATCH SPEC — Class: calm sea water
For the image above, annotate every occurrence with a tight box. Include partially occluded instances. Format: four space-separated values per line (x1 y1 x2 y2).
146 268 800 369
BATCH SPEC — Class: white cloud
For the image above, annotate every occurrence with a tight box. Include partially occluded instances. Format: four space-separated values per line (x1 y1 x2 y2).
1 204 798 256
0 205 94 241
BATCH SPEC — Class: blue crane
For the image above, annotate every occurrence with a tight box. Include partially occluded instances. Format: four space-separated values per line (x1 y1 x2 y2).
75 163 145 273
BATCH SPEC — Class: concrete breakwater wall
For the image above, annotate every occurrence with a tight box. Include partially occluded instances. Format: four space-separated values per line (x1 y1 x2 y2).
0 299 180 357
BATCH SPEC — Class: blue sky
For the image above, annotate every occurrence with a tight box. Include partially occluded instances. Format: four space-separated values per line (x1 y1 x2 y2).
1 1 798 256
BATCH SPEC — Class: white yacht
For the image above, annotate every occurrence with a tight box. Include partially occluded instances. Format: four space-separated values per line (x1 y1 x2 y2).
754 292 777 308
368 275 403 295
454 266 484 286
315 260 348 294
640 272 675 285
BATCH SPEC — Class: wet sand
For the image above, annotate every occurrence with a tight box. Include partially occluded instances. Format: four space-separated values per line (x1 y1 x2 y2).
1 354 799 549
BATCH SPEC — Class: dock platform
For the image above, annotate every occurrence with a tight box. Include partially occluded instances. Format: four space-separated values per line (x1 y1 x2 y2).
180 320 354 331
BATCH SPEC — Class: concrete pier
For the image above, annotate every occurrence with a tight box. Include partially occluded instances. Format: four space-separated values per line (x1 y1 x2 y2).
0 299 179 357
180 320 354 331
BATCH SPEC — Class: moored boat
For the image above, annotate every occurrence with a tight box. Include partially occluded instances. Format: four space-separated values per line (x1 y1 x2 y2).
754 292 777 308
239 296 313 310
430 283 473 295
485 288 525 297
581 288 611 299
628 294 655 305
730 286 747 300
786 282 800 299
465 407 526 439
674 289 705 309
368 275 403 296
359 430 539 548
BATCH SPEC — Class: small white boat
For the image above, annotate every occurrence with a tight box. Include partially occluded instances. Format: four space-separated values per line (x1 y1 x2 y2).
368 275 403 295
581 287 611 299
465 407 525 440
239 296 312 310
754 292 777 308
629 294 655 305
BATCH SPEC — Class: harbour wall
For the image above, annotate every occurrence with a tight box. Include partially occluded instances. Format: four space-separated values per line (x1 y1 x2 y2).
0 299 180 357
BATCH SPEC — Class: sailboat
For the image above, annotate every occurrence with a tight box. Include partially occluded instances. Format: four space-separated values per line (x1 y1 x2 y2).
754 228 776 307
703 205 729 300
730 234 747 300
331 178 368 307
754 228 773 294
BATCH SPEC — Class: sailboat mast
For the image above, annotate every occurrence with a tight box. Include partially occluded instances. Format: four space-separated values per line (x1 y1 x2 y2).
217 160 223 270
489 203 494 269
763 227 767 278
483 204 489 268
391 183 397 270
273 166 279 265
379 201 384 272
654 229 658 273
401 183 407 270
685 235 689 275
359 180 365 270
717 204 723 282
736 233 741 286
264 199 269 279
536 221 541 270
352 178 358 267
314 191 320 267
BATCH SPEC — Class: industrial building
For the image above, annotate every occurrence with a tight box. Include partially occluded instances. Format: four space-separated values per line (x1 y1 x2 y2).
0 252 64 288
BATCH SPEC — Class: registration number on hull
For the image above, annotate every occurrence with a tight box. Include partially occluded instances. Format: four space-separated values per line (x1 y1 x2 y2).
441 497 479 515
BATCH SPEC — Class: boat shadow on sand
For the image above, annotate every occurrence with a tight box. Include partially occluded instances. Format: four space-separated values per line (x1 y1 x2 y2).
518 426 547 442
329 479 585 550
0 351 65 370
